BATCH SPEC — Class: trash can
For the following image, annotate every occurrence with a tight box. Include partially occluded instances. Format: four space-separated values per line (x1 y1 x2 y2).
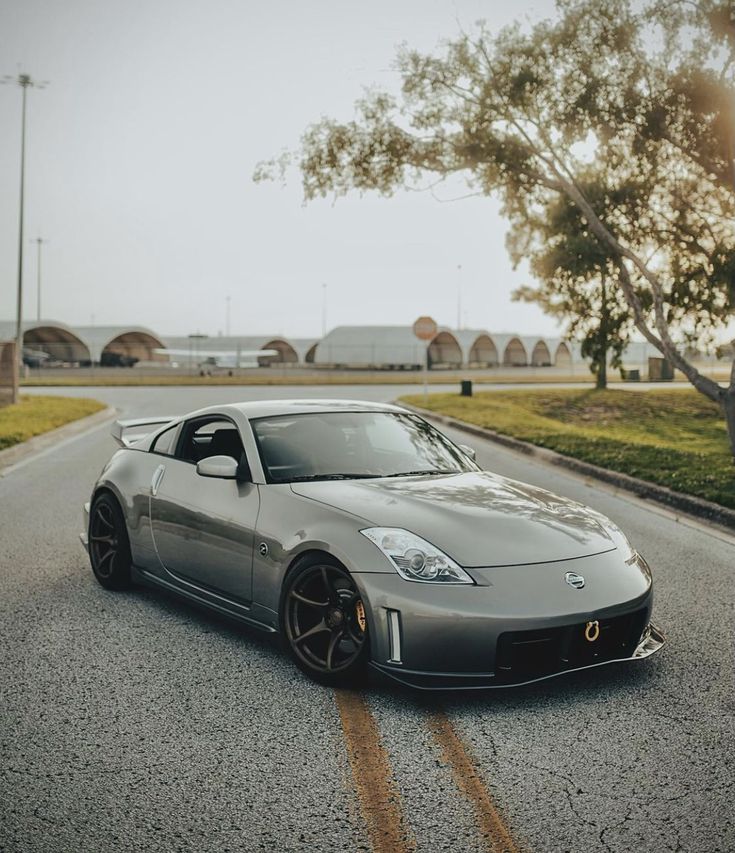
460 380 473 397
648 357 674 381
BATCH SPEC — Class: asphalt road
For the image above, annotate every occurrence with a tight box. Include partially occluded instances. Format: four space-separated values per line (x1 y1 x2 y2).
2 385 733 853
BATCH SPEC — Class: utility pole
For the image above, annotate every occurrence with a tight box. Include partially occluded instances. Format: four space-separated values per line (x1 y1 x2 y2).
188 332 208 376
1 72 47 402
321 283 327 337
456 264 462 330
31 236 47 322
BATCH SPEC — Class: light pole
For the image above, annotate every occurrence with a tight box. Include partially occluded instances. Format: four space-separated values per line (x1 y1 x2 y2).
225 295 231 337
31 236 48 322
1 72 47 402
321 283 327 337
188 333 208 376
456 264 462 330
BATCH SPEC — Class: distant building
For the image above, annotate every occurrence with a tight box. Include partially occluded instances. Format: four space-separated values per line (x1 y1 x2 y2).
312 326 576 369
12 318 694 373
0 320 165 365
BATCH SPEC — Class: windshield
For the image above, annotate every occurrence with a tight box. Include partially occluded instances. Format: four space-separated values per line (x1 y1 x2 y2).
251 411 478 483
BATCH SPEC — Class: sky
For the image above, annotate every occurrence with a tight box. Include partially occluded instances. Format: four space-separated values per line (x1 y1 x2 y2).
0 0 563 340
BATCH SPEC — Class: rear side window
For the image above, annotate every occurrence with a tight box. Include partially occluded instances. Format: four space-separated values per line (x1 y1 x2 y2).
176 418 245 464
151 424 178 456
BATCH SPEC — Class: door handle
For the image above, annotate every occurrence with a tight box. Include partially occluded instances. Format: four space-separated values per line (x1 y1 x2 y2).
151 464 165 496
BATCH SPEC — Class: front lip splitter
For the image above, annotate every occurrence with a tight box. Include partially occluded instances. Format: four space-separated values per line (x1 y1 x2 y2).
370 621 666 691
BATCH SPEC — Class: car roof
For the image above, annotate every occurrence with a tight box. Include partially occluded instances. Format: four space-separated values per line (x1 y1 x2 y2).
214 398 410 421
230 399 406 419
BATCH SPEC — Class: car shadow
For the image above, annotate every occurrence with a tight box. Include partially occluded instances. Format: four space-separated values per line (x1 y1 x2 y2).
129 582 285 659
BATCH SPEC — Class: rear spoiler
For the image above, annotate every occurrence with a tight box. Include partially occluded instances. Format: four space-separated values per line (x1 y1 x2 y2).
111 416 176 448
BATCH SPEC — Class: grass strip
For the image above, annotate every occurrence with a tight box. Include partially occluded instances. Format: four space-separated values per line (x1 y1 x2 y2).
401 388 735 509
0 395 106 451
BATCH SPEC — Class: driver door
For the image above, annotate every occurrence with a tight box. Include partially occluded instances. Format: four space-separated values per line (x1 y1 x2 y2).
149 416 259 604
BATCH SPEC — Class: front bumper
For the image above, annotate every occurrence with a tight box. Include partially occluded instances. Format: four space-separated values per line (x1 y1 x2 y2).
370 621 665 690
353 550 664 690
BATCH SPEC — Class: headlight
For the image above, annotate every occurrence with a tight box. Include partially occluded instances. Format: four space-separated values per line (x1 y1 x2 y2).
360 527 474 584
604 521 637 563
594 515 650 581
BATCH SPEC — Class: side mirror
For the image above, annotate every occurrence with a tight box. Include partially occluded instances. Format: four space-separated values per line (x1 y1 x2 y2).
459 444 476 461
196 455 239 479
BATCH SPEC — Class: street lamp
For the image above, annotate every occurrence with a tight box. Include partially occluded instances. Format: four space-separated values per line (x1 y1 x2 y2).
1 72 48 402
187 332 208 375
31 236 48 322
322 283 327 337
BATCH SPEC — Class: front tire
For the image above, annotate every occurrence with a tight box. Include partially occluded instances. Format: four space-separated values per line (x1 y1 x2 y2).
88 493 133 590
282 557 369 686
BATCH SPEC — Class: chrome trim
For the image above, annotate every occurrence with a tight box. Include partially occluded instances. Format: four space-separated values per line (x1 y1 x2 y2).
387 609 402 664
150 464 165 497
79 502 90 551
565 571 585 589
632 622 666 658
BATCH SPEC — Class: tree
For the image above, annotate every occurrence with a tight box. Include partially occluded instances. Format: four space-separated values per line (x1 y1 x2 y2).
255 0 735 456
510 182 639 388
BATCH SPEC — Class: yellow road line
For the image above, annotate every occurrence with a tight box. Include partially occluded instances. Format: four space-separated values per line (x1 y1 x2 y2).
335 689 416 853
428 711 521 853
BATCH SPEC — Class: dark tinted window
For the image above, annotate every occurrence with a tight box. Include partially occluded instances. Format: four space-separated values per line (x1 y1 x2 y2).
176 418 245 464
151 424 178 456
252 411 477 483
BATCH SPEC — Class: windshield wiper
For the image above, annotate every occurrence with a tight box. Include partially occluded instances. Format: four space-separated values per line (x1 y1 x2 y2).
287 473 379 482
384 469 459 478
285 469 460 482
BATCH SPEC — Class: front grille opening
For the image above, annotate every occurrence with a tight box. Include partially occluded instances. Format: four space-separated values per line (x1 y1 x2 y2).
495 609 647 683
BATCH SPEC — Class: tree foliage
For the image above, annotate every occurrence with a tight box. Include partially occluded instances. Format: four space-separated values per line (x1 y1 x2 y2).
511 182 640 387
256 0 735 453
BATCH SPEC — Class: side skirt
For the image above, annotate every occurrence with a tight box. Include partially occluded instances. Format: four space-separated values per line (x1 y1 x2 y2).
133 565 278 634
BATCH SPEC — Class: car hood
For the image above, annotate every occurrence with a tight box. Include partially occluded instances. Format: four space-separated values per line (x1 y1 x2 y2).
291 471 616 567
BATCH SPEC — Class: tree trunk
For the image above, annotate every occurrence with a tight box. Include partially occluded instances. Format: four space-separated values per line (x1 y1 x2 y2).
545 164 725 402
596 272 608 390
725 363 735 463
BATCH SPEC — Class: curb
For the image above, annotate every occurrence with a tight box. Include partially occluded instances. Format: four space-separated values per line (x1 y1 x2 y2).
400 401 735 533
0 406 117 473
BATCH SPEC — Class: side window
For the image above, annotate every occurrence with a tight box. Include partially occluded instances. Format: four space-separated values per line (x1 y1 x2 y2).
176 418 245 464
151 424 178 456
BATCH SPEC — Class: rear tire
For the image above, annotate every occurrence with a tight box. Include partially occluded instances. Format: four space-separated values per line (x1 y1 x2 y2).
281 556 369 686
88 493 133 590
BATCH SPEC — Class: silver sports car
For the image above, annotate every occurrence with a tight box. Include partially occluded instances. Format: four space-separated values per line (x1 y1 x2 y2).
81 399 664 689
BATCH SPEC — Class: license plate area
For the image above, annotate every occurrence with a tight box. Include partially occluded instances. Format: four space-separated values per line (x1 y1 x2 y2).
495 608 647 682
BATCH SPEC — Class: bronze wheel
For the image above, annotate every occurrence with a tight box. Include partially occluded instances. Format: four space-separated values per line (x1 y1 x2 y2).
89 493 132 590
283 559 368 684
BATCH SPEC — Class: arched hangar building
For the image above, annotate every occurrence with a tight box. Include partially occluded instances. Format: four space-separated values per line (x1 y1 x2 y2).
0 320 167 366
2 320 576 370
312 326 574 369
160 336 319 366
